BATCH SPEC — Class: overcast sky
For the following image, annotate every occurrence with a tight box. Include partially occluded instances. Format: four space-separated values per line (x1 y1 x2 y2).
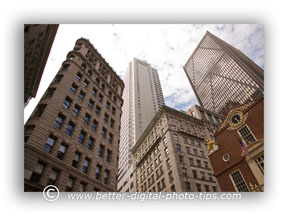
24 24 264 123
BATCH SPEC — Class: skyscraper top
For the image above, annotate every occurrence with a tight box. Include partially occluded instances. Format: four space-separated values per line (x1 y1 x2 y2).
183 31 264 114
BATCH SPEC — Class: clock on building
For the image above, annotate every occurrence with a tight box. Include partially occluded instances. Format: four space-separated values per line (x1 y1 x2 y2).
228 111 244 127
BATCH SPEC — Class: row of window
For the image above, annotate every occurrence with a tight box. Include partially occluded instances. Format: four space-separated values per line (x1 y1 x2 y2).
44 134 112 164
30 161 109 191
53 112 114 144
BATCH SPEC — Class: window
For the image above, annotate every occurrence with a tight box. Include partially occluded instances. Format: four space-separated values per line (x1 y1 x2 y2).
78 91 85 101
197 160 201 167
98 94 103 102
95 106 101 115
98 144 104 157
215 116 220 124
47 168 60 185
83 113 90 125
173 134 178 141
101 128 106 138
34 104 47 117
208 173 213 181
95 165 102 180
192 170 197 179
62 63 70 70
112 107 116 115
101 84 105 90
212 186 217 192
54 113 65 128
70 83 78 94
157 181 161 191
186 146 191 154
230 170 249 192
207 113 214 122
82 159 90 174
91 120 98 131
238 125 256 144
193 148 198 155
200 110 206 120
78 131 86 144
57 143 67 160
83 79 89 88
88 99 94 110
87 137 94 150
65 177 75 192
189 158 194 166
104 170 109 184
183 137 187 144
65 121 75 136
164 147 169 156
106 101 111 109
79 182 86 192
106 150 111 162
196 183 202 192
176 144 181 152
45 88 56 98
204 161 209 169
200 171 205 180
44 136 56 153
54 75 63 83
254 154 264 174
200 150 204 157
179 155 184 163
92 88 97 96
76 72 82 81
108 133 113 144
110 119 114 128
24 125 35 142
205 185 210 192
30 161 45 182
63 97 72 109
104 113 109 122
72 152 80 168
185 182 191 192
166 159 171 169
72 104 81 116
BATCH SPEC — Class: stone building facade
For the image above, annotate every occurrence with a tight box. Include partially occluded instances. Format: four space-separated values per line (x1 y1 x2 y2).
24 24 59 105
24 38 124 192
186 104 223 140
132 106 220 192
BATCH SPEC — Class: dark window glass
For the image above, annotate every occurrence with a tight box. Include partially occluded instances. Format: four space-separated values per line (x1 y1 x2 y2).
45 88 56 98
34 104 47 117
54 75 63 83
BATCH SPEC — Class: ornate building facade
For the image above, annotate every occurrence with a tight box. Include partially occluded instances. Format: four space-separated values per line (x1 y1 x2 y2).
132 106 220 192
208 97 264 192
24 38 124 192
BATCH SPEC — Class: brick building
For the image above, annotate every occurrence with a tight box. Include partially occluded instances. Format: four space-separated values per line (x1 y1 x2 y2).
24 38 124 192
208 97 264 192
132 106 220 192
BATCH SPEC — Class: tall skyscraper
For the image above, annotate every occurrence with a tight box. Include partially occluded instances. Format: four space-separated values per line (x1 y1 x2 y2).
24 38 124 192
183 31 264 114
117 58 165 192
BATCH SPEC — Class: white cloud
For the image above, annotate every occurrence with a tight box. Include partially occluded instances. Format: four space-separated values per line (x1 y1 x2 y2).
24 24 264 122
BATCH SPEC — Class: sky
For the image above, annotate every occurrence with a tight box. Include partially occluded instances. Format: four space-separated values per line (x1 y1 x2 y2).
24 24 264 123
